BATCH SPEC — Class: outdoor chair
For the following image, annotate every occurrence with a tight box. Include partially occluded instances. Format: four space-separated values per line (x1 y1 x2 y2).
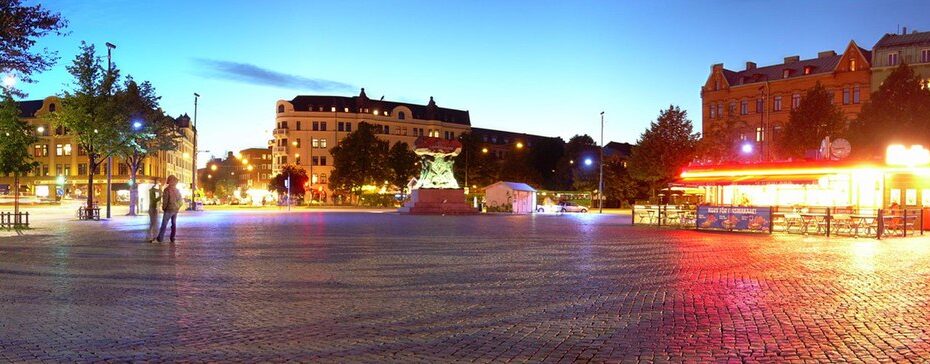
783 213 804 233
830 214 854 236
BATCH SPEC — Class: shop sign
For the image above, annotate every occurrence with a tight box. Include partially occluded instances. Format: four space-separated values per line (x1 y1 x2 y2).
696 205 772 233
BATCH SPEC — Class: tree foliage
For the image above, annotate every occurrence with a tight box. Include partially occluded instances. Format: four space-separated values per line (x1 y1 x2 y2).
0 0 68 96
779 82 845 158
849 63 930 158
0 91 38 214
453 132 498 188
53 41 123 208
386 141 418 193
628 105 699 196
603 154 640 207
556 134 598 191
269 164 309 200
329 122 389 195
696 115 741 164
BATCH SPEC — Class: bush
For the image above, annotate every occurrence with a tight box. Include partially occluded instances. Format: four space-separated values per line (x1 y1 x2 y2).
359 193 398 208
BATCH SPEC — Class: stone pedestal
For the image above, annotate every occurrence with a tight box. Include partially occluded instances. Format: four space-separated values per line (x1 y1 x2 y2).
398 188 477 214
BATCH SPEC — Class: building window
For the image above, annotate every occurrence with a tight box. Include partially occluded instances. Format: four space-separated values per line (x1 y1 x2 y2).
791 93 801 109
728 102 736 115
740 100 748 115
853 86 861 104
42 164 49 176
319 122 327 131
383 125 389 134
118 163 127 176
296 121 301 131
398 111 405 120
295 138 301 148
56 144 64 156
281 156 288 165
782 69 790 78
49 103 56 112
922 49 930 63
755 99 763 113
312 121 318 131
709 104 715 119
320 173 328 184
889 53 898 66
803 66 812 75
843 88 850 104
277 105 284 113
320 156 327 166
849 59 857 71
34 144 48 157
716 103 723 118
756 127 764 142
337 122 345 131
312 138 319 148
55 164 62 176
320 139 327 148
774 96 782 111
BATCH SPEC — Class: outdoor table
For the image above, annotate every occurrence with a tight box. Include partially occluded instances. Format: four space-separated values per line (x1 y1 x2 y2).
851 215 878 237
800 213 827 234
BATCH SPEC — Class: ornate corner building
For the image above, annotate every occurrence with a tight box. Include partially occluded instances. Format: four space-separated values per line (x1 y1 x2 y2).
6 96 195 202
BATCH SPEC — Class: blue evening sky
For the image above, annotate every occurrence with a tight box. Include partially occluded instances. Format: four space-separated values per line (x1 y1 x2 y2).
17 0 930 163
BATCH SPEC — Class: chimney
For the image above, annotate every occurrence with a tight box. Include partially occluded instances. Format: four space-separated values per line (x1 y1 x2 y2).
745 61 756 70
817 50 836 58
784 56 800 64
711 63 723 71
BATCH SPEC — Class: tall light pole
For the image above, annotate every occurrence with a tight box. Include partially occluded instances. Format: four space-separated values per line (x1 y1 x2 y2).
105 42 116 219
599 111 605 214
190 93 200 210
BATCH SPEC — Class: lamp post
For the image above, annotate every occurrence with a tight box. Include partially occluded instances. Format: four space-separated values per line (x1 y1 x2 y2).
190 93 200 210
599 111 605 214
105 41 116 219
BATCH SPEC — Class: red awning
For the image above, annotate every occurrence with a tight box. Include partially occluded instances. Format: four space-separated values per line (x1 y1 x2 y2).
675 174 822 187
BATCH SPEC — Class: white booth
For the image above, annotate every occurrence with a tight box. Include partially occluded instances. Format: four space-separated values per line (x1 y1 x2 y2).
484 181 537 214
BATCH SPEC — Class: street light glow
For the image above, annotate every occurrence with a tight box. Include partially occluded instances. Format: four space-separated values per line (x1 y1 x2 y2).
741 143 753 154
2 74 15 88
210 164 217 171
584 158 593 166
481 147 488 153
515 142 524 149
132 121 142 129
36 126 45 134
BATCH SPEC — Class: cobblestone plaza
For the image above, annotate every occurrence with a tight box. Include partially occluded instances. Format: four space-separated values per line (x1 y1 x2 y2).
2 210 930 362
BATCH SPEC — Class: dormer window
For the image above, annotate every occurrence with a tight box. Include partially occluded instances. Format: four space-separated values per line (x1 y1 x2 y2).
803 66 813 75
782 69 790 79
49 103 56 112
277 105 284 113
398 111 405 120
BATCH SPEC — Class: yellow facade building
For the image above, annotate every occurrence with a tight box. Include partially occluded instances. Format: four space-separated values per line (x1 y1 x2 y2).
6 96 195 202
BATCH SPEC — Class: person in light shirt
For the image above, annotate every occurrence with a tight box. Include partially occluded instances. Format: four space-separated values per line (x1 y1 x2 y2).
156 175 183 243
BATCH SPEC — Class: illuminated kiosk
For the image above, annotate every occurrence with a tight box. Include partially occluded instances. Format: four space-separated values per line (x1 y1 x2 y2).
677 145 930 218
398 137 477 214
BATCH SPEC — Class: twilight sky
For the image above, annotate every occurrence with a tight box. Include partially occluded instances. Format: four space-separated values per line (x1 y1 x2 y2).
16 0 930 164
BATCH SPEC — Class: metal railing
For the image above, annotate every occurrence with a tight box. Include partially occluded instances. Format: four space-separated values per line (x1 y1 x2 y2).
0 212 29 228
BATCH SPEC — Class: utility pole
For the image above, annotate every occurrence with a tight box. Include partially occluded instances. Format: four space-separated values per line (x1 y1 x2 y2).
190 93 200 210
105 42 116 219
599 111 605 214
287 171 292 212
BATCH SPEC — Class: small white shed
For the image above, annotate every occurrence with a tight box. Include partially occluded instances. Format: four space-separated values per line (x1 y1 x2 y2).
484 181 537 214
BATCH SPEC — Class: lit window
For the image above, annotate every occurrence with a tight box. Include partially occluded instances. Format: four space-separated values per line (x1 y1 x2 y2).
849 59 857 71
803 66 812 75
709 104 715 119
782 69 790 78
756 127 764 142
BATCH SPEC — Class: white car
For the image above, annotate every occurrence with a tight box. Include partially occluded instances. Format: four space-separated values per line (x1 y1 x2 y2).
537 201 589 213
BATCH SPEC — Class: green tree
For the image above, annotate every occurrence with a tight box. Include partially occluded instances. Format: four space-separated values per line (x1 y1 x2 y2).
779 82 845 158
556 134 598 191
114 78 180 215
500 146 541 186
269 164 309 203
628 105 700 198
0 92 38 218
453 132 498 188
329 122 388 200
603 154 640 207
386 141 418 194
53 42 123 209
0 0 67 97
529 137 565 190
696 116 741 164
849 63 930 158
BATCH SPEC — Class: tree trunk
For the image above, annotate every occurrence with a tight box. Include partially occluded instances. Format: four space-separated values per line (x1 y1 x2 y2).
127 158 139 216
13 173 19 220
86 155 95 209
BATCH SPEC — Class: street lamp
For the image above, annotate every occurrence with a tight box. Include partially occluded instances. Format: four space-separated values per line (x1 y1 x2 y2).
190 92 200 211
105 41 116 219
584 158 593 166
741 143 754 154
599 111 605 214
36 126 45 134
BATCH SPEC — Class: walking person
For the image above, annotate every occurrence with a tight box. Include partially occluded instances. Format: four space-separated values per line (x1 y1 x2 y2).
156 175 183 243
147 179 161 243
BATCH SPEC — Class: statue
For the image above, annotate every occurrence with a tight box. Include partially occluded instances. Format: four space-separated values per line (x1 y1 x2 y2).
399 136 476 214
413 137 461 189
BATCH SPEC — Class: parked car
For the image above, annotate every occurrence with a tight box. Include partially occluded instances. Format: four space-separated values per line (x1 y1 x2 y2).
536 201 589 213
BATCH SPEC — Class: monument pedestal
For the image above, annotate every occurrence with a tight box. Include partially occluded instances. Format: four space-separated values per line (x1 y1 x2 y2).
398 188 477 214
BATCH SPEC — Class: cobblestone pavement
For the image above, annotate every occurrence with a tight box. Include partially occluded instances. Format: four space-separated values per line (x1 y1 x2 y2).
3 210 930 362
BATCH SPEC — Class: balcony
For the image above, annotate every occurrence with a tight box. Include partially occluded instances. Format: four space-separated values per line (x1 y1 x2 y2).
274 146 287 154
273 128 289 136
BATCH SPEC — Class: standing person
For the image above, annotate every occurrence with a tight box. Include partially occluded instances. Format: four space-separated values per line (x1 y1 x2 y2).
147 179 161 243
156 175 183 243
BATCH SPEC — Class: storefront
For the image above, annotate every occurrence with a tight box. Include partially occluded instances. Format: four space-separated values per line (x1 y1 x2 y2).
635 145 930 238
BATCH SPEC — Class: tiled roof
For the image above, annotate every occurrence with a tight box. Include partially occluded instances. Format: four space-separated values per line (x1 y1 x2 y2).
470 127 562 145
15 100 43 118
722 54 843 86
875 31 930 48
288 91 471 126
604 142 633 158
